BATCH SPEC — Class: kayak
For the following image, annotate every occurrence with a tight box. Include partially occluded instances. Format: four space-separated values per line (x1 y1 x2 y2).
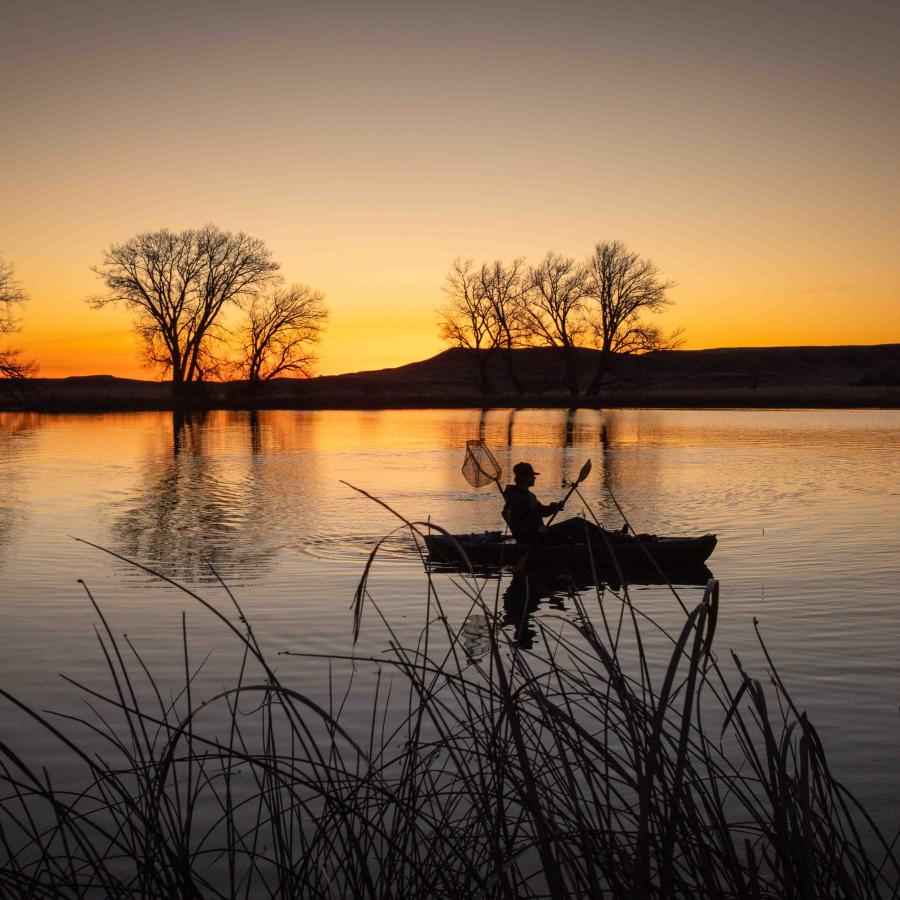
424 529 717 576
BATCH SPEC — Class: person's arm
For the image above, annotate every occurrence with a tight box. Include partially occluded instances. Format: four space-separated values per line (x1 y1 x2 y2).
534 495 563 518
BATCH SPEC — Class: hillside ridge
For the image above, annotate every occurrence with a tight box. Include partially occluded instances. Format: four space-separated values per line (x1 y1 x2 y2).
2 344 898 411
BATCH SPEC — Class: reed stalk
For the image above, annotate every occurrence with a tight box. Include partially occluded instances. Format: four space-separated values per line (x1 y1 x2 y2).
0 512 896 898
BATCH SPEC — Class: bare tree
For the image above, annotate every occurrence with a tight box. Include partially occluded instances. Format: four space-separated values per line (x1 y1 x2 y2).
478 259 526 394
437 258 495 395
521 252 588 396
582 241 682 393
91 226 280 387
237 285 328 382
0 255 36 380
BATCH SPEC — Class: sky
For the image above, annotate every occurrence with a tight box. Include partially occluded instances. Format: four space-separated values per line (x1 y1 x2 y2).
2 0 898 378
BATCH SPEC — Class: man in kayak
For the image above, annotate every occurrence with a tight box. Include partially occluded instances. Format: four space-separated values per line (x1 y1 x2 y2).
502 461 607 544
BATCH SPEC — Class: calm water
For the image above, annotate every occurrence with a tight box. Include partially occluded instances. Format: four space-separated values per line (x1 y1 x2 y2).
1 407 898 831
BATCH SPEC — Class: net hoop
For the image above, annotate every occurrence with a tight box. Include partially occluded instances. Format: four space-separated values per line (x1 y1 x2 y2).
462 439 502 489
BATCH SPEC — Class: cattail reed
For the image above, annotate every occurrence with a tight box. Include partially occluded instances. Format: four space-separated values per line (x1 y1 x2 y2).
0 520 896 899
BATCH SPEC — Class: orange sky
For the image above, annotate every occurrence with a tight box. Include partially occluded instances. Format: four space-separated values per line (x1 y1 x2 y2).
2 0 898 379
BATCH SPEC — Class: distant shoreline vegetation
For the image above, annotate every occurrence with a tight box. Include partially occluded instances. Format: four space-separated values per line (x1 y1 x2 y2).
2 345 899 412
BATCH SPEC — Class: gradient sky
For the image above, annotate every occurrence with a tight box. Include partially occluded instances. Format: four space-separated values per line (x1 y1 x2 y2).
2 0 898 378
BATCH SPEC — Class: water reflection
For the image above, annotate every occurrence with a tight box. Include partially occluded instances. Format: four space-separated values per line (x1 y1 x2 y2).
4 407 897 585
0 407 898 832
0 414 37 563
435 560 714 651
564 407 576 448
247 409 263 455
460 612 492 660
110 411 325 582
502 572 575 649
105 407 687 572
505 408 519 447
474 406 523 449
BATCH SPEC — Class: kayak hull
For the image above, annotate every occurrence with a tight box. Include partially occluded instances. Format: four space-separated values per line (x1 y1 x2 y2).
424 530 717 578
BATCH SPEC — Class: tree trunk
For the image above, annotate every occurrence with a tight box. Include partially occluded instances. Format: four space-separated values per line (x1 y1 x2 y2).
502 347 524 395
172 363 204 408
586 347 613 395
562 346 580 398
170 347 185 388
170 363 186 402
474 349 491 398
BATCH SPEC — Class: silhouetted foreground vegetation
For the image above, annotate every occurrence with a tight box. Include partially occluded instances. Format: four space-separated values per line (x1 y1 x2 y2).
0 526 896 898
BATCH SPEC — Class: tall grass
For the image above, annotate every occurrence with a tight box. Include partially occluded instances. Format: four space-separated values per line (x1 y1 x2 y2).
0 514 897 898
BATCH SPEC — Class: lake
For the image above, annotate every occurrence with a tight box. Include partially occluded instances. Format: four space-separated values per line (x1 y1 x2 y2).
0 406 898 836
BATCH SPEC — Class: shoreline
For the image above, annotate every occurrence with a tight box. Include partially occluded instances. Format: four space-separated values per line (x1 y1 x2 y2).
2 384 899 413
3 344 898 412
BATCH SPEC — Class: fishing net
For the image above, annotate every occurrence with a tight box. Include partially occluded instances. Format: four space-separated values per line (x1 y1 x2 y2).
462 440 502 488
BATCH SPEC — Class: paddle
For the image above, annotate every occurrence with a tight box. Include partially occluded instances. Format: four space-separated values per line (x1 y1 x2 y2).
543 458 593 527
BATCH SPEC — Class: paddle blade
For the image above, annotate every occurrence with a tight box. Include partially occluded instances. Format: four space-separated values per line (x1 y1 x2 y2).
462 440 502 488
576 458 592 484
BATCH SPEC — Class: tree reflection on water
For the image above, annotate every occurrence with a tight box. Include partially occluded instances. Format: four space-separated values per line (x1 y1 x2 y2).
109 411 319 583
0 413 37 564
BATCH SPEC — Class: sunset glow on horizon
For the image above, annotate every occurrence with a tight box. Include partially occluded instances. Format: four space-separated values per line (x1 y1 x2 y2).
3 0 899 379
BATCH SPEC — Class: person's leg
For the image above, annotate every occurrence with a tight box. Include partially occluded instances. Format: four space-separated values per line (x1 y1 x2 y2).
546 517 602 542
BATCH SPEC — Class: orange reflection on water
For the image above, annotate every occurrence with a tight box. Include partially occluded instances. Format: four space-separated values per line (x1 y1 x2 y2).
6 407 894 556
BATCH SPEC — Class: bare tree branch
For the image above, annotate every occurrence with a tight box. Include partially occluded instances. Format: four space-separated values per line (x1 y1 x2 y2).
437 259 493 350
90 226 280 386
583 241 681 392
478 258 526 394
0 256 28 333
436 258 495 395
0 255 37 381
521 252 588 395
236 285 328 382
0 349 37 381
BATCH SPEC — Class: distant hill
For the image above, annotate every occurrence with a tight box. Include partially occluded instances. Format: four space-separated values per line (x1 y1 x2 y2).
309 344 900 393
2 344 899 411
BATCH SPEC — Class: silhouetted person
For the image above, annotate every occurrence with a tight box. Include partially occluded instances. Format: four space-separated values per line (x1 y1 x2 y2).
502 461 604 544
